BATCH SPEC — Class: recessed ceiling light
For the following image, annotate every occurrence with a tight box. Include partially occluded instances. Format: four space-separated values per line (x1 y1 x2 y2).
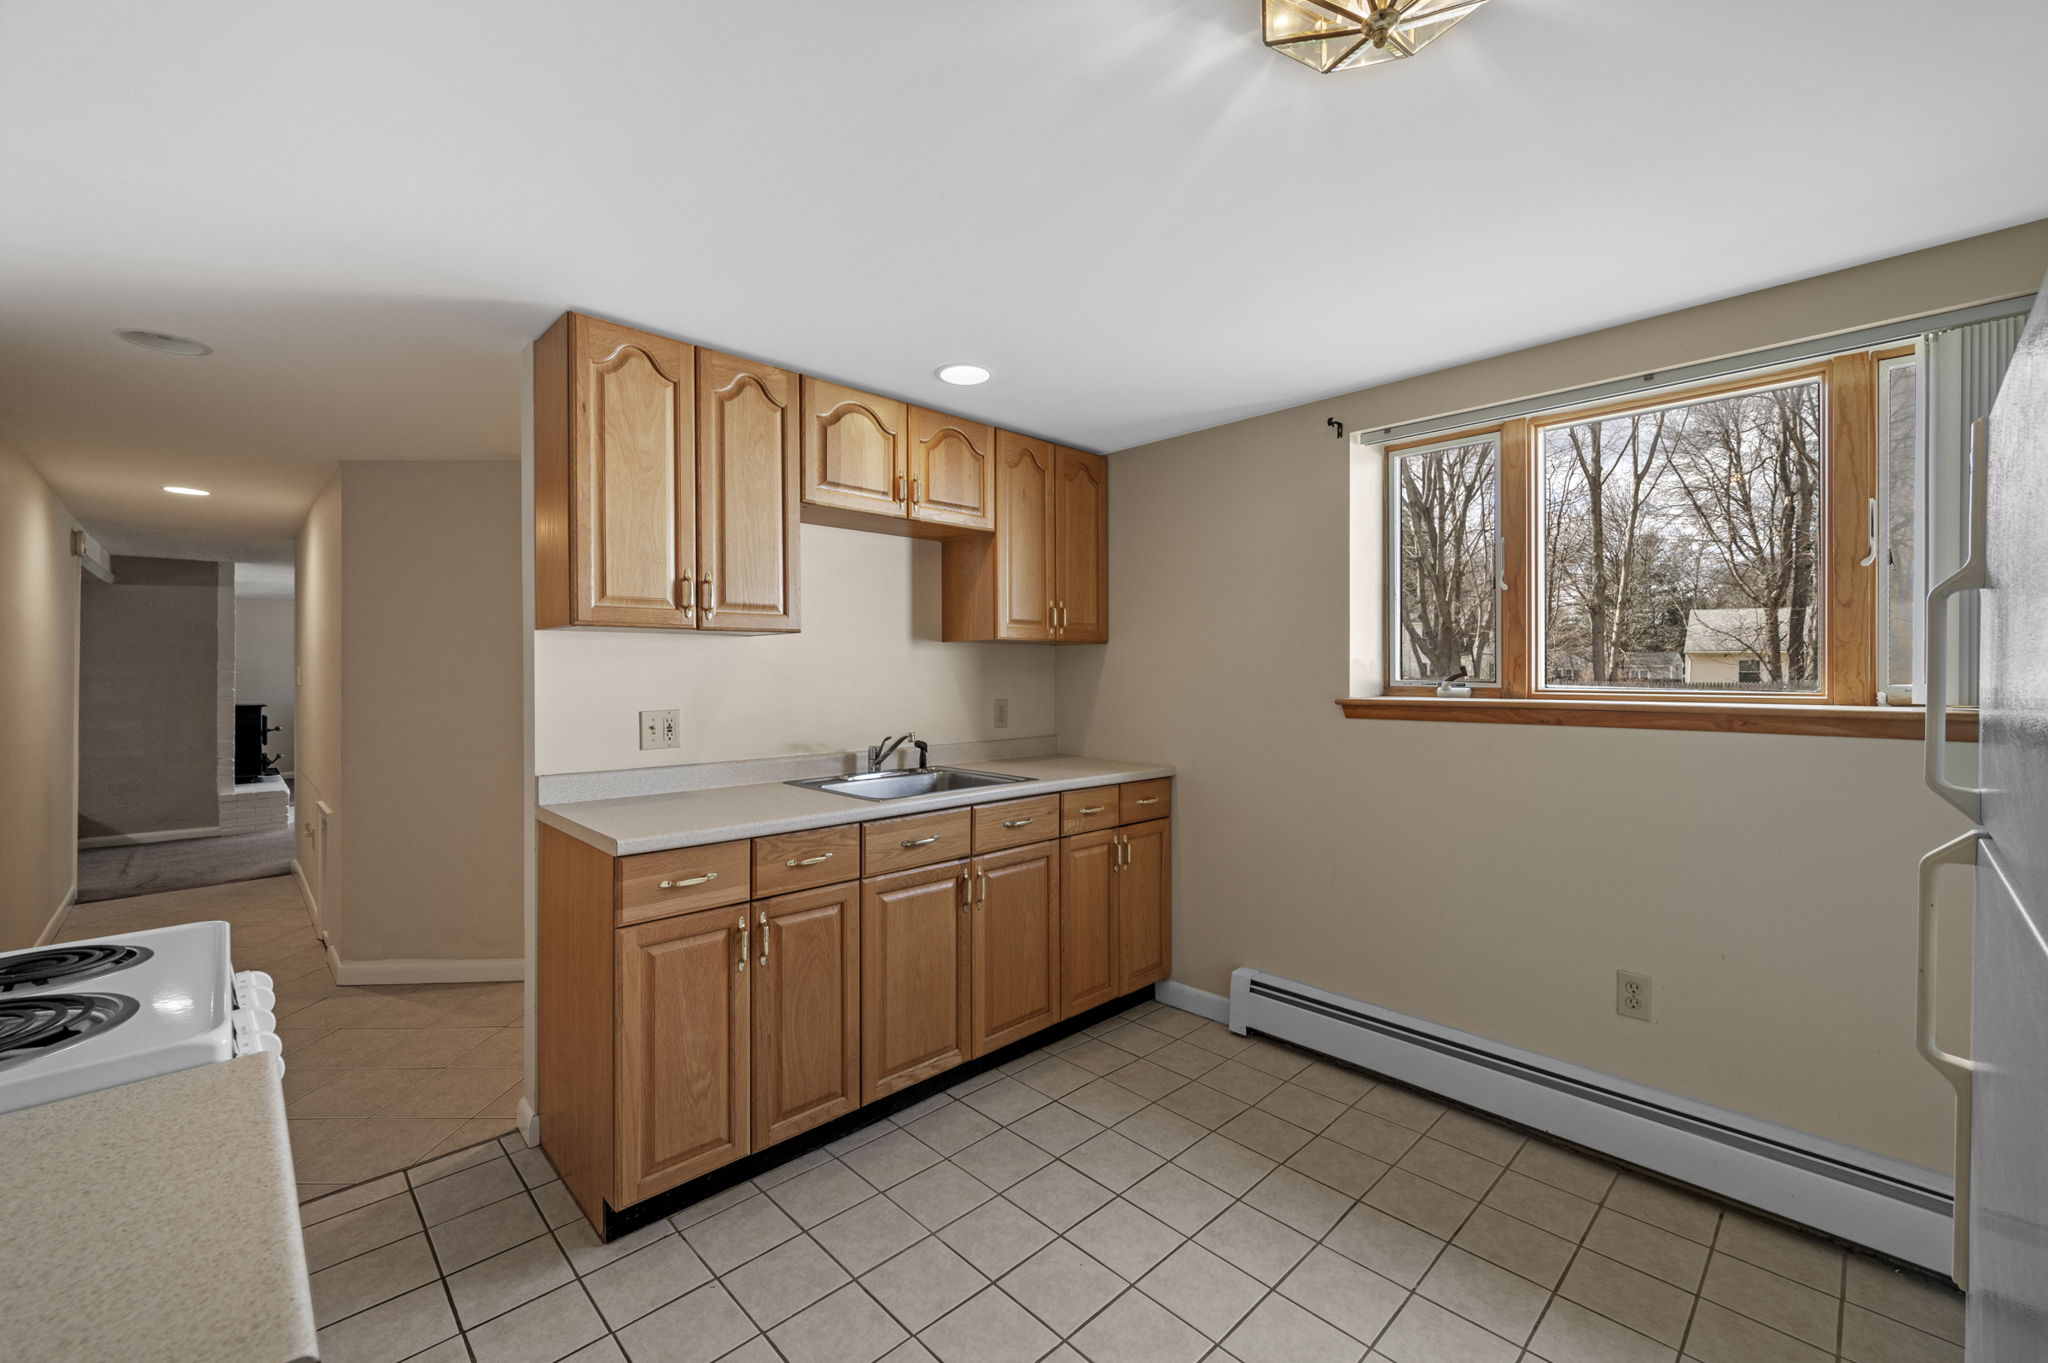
936 364 992 386
118 329 213 356
163 486 211 497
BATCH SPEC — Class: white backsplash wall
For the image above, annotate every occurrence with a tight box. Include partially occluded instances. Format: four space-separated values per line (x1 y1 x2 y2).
533 522 1057 776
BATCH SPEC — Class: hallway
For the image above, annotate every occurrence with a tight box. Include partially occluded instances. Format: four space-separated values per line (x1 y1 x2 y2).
52 876 524 1199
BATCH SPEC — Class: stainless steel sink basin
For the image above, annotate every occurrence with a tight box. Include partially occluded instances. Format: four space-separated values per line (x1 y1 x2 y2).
787 767 1030 802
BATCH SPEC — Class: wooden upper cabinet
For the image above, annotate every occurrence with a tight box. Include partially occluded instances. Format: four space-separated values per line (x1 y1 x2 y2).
536 313 697 629
1055 446 1109 643
752 882 861 1148
1058 830 1119 1019
802 379 907 519
697 349 800 632
909 408 994 532
861 860 972 1102
1115 819 1171 995
614 906 750 1206
970 842 1060 1054
995 432 1057 641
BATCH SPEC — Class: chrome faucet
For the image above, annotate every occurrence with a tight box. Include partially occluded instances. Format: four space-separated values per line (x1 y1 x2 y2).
865 733 928 772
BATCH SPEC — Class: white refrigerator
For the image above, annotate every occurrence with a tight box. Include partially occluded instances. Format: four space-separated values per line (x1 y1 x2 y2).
1922 276 2048 1356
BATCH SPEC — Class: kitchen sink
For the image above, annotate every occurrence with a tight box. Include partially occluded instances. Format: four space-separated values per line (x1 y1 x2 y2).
787 767 1030 802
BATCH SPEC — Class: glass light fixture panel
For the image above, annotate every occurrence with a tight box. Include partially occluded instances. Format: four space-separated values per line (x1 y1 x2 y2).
1385 0 1491 57
1263 0 1367 72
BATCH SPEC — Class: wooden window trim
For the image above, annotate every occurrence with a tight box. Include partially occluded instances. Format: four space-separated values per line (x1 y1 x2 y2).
1369 352 1915 733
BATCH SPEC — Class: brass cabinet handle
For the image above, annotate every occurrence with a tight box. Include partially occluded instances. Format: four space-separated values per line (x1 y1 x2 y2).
901 834 941 849
977 870 989 903
1134 797 1159 806
679 572 694 617
959 872 971 911
758 909 769 966
1078 805 1106 817
1110 834 1122 872
699 577 715 621
911 476 922 505
1057 601 1068 633
737 913 748 973
659 872 718 890
895 473 907 502
786 853 834 867
1001 817 1034 829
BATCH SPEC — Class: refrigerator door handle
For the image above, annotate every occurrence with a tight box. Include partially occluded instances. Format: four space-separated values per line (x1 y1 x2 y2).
1925 418 1990 820
1919 827 1983 1289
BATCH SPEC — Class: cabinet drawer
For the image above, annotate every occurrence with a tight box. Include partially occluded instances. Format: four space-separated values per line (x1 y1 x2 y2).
1060 788 1120 836
972 795 1060 853
863 807 973 875
754 824 860 896
617 840 751 925
1119 780 1171 824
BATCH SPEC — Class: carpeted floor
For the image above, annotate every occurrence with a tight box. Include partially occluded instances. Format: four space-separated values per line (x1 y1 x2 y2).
76 823 297 903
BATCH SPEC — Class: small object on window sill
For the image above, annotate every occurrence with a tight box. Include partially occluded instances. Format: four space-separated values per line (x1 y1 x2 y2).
1435 667 1472 699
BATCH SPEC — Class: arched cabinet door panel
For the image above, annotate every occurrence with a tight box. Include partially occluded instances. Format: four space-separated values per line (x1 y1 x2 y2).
802 378 907 519
1054 447 1109 643
910 407 995 532
698 349 800 632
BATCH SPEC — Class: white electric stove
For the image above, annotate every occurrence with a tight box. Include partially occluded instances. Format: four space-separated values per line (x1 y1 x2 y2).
0 921 282 1115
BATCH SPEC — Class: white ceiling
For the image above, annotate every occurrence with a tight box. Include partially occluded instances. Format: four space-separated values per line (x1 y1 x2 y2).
5 1 2048 559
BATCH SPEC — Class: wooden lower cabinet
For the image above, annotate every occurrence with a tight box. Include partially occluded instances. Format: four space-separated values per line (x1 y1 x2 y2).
861 860 972 1102
970 842 1061 1053
752 882 861 1148
614 907 751 1207
1058 830 1120 1018
1116 819 1172 994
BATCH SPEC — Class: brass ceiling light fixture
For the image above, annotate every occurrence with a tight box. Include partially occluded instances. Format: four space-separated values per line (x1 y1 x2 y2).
1263 0 1491 73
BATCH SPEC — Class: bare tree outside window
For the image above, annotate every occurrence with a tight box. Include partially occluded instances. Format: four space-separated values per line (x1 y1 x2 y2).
1392 439 1498 683
1539 379 1824 692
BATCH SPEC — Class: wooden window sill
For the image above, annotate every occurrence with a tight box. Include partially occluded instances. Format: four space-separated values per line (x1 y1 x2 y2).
1335 696 1976 740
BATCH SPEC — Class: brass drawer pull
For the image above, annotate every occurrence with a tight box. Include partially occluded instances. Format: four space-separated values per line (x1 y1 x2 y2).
786 853 835 867
895 473 907 502
960 872 971 911
1134 797 1160 806
977 870 989 903
911 476 922 504
1001 817 1035 829
1077 805 1106 816
659 872 718 890
758 909 769 966
699 577 715 621
679 571 694 617
737 913 748 973
901 834 941 849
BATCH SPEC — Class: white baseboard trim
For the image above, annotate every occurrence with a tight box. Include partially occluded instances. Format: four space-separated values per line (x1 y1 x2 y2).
325 945 525 985
287 858 318 930
1230 966 1955 1276
516 1097 539 1148
77 826 222 850
1153 979 1230 1023
35 886 79 946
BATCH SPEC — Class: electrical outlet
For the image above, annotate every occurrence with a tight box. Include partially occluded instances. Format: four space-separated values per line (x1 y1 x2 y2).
639 709 680 751
1616 970 1652 1021
993 697 1009 729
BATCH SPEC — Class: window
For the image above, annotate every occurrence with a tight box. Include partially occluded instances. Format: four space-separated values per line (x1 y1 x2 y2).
1389 435 1499 685
1877 351 1919 700
1380 356 1871 708
1538 376 1824 695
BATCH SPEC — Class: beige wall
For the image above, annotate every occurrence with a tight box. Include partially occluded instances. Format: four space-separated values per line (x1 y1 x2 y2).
1058 219 2048 1175
296 462 525 969
77 556 223 839
294 476 343 923
0 441 80 949
533 523 1056 776
235 594 296 774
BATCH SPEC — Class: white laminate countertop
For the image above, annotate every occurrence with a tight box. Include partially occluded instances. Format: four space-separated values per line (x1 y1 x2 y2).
0 1054 317 1363
539 754 1175 856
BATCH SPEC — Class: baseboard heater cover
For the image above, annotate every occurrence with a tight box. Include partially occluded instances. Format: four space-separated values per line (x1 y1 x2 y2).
1230 967 1954 1274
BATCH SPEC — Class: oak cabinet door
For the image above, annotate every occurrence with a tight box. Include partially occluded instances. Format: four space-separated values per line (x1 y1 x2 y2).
1059 830 1119 1019
1115 819 1171 994
571 315 697 627
697 349 800 632
995 432 1057 641
615 907 749 1206
861 860 972 1102
969 842 1060 1054
909 408 995 532
753 882 861 1147
802 378 907 519
1054 446 1108 643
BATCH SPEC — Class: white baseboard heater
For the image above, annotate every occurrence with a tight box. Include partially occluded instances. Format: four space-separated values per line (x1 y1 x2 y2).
1228 967 1954 1274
